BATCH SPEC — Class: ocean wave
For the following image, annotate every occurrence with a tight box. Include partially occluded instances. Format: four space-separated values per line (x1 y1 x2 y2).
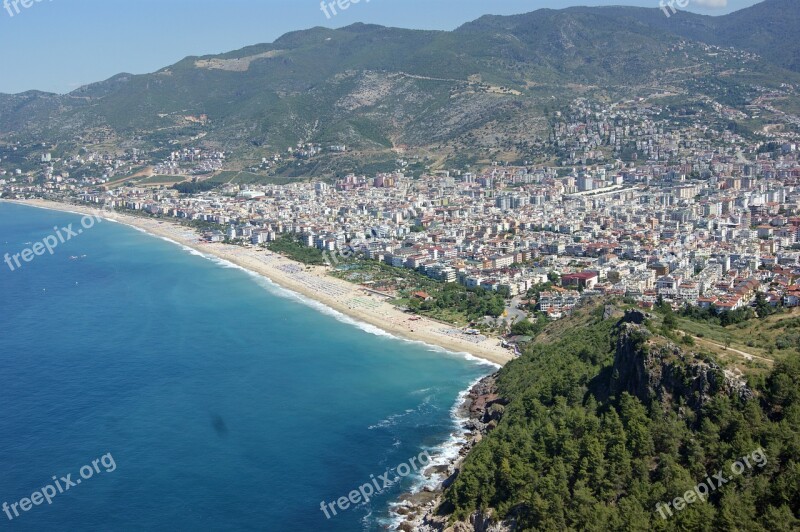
367 412 406 431
380 388 479 528
131 229 209 260
178 244 206 257
6 202 85 220
375 374 493 531
408 373 489 495
421 343 501 369
368 395 436 431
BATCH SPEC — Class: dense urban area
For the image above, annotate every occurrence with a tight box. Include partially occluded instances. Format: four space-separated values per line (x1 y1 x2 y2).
4 95 800 331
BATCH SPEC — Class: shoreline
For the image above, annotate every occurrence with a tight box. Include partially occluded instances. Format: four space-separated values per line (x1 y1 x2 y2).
391 373 504 531
3 198 509 530
2 198 513 367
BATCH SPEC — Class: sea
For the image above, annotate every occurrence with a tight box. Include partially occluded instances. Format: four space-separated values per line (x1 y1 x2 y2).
0 202 495 531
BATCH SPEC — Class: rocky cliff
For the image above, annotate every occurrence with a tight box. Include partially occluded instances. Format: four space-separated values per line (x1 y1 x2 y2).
610 313 753 412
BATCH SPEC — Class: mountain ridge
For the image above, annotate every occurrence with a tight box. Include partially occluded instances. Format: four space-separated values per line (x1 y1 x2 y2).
0 1 797 175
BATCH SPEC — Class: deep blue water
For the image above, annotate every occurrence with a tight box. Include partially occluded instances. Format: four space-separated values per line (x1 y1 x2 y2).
0 202 493 531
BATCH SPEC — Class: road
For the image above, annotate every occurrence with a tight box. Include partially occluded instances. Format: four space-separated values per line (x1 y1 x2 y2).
687 334 774 365
506 296 528 323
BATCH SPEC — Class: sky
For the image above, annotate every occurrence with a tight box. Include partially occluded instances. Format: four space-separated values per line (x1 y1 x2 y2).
0 0 763 95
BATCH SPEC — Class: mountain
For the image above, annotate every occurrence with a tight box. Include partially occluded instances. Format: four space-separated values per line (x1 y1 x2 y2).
0 1 798 176
460 0 800 73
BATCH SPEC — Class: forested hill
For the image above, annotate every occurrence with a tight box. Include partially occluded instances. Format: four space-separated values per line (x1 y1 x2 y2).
440 303 800 530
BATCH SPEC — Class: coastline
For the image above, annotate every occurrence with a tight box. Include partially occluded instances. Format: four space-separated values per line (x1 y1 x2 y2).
2 198 513 367
4 198 511 530
391 373 505 532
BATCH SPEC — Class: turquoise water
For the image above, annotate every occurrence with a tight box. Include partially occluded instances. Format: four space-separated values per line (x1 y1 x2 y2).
0 202 493 531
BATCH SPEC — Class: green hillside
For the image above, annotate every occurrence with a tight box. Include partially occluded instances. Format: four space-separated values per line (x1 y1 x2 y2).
0 1 798 173
442 302 800 530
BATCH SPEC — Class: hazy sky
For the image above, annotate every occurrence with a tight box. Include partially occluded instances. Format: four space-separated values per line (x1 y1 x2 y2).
0 0 762 95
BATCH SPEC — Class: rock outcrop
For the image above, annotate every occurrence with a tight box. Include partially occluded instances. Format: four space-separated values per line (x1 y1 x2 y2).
610 321 753 412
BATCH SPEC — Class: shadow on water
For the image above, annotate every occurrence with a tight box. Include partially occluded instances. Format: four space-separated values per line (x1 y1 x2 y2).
211 414 228 437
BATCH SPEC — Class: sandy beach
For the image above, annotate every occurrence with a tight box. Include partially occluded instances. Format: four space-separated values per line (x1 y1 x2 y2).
5 199 513 366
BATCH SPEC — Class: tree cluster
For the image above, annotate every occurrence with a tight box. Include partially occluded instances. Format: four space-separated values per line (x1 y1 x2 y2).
444 309 800 530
